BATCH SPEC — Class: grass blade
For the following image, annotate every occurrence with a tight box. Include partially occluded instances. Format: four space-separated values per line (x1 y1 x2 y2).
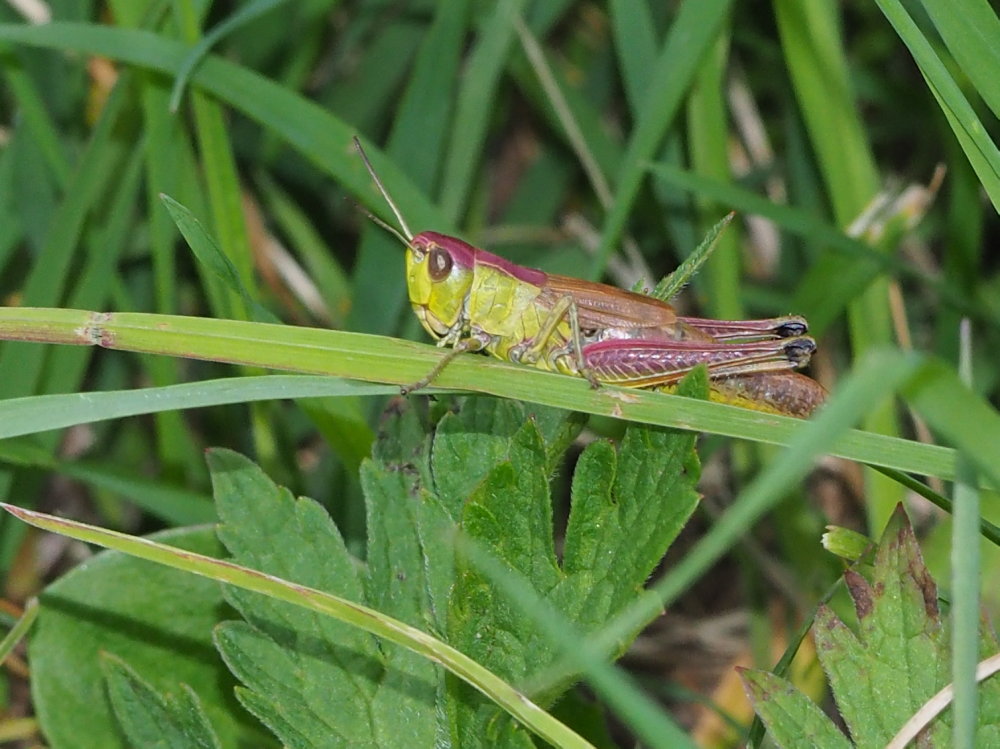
0 307 981 487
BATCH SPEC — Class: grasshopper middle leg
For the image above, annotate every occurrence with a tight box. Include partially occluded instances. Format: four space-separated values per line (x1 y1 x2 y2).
511 295 601 388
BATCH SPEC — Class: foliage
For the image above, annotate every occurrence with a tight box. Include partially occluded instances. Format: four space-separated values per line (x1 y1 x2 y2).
0 0 998 746
23 395 702 747
743 507 1000 748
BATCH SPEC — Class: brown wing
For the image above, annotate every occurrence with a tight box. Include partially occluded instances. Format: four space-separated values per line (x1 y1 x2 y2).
541 273 677 329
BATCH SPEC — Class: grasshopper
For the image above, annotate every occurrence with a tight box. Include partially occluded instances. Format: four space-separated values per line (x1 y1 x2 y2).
354 139 826 417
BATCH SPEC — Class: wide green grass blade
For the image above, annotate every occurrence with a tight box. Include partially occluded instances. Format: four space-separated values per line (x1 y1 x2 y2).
590 0 733 280
0 306 990 490
0 21 450 234
608 0 658 115
438 0 530 223
168 0 288 111
876 0 1000 212
0 375 398 440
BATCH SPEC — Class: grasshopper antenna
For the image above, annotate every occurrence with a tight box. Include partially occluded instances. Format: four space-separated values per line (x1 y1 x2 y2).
353 136 414 242
355 204 409 246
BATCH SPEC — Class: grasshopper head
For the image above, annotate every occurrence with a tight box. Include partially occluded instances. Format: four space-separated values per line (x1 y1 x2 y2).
406 232 475 339
350 138 476 340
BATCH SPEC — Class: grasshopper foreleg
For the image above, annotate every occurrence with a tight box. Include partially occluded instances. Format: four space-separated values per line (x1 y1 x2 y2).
402 330 491 395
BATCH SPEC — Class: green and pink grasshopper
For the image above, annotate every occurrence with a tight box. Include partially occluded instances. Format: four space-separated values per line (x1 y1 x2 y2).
355 139 826 418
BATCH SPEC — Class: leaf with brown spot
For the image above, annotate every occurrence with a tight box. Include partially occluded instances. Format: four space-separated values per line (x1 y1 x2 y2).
748 505 1000 748
740 667 852 749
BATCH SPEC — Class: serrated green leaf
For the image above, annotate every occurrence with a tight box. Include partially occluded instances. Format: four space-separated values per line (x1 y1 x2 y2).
215 620 379 749
208 448 427 748
362 403 435 626
740 668 851 749
559 417 700 630
461 424 561 590
359 404 449 746
28 527 257 749
367 401 456 630
751 505 1000 747
101 653 222 749
431 398 539 519
446 417 563 746
433 393 700 739
815 506 949 747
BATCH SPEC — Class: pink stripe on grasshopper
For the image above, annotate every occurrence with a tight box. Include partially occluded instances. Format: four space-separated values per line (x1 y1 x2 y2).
676 315 808 341
581 336 815 387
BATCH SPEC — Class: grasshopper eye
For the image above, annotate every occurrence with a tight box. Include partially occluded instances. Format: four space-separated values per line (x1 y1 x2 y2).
428 248 453 281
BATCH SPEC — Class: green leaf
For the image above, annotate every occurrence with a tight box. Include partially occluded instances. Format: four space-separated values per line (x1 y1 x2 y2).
559 409 701 628
431 398 544 519
195 395 697 746
101 653 222 749
648 212 734 302
748 506 1000 747
740 668 852 749
208 448 411 748
160 194 277 324
28 527 258 749
815 506 949 746
437 392 700 740
358 416 453 747
168 0 288 112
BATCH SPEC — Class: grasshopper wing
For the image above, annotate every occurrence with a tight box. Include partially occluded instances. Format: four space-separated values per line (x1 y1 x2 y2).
541 274 678 331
